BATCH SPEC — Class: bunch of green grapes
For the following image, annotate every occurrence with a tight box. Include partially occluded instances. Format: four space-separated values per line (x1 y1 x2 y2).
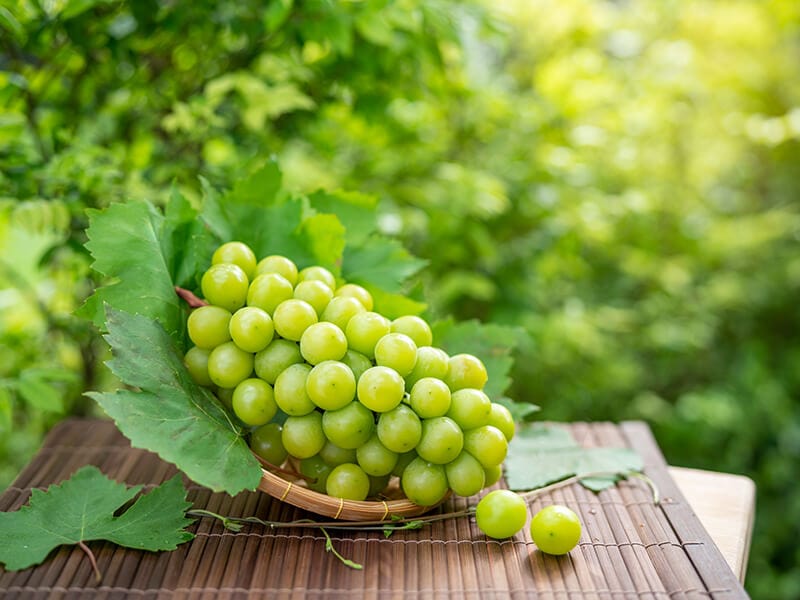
183 241 516 505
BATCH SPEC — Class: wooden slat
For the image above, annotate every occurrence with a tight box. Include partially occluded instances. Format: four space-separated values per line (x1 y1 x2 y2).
0 418 751 599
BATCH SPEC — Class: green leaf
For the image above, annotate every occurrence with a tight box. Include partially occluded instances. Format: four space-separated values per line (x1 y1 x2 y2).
61 0 118 19
343 237 428 294
505 423 644 492
308 189 378 246
87 307 262 494
0 466 194 571
0 387 11 430
264 0 294 33
16 370 64 413
163 185 217 289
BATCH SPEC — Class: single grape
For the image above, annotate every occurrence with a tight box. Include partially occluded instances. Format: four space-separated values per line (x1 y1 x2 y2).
475 489 527 539
320 296 366 331
232 378 277 426
446 388 492 430
272 298 318 341
409 377 451 418
335 283 374 311
207 341 253 389
488 402 515 441
392 450 418 477
319 440 358 467
249 422 288 466
377 404 422 453
299 321 347 365
306 360 356 410
374 332 417 377
273 363 316 416
299 455 332 493
400 458 448 506
254 339 303 384
201 263 249 312
340 349 372 382
297 265 337 290
483 464 503 487
294 279 334 316
530 505 582 555
229 306 274 353
184 346 213 387
255 255 298 286
212 241 257 279
281 412 326 459
216 386 234 410
463 425 508 468
321 400 375 449
390 315 433 347
444 353 488 391
246 273 294 315
357 365 405 413
345 311 391 359
405 346 449 390
445 451 486 497
326 463 370 501
416 416 464 464
187 305 232 349
356 433 399 476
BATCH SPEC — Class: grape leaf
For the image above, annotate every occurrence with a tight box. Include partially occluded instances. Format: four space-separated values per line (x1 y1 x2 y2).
0 465 194 571
343 236 428 294
86 306 263 494
505 423 643 492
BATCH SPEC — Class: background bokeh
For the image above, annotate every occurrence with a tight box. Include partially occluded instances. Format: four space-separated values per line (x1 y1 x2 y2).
1 1 799 596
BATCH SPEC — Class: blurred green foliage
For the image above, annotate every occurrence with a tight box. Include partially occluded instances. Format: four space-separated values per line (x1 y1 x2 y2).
1 0 799 597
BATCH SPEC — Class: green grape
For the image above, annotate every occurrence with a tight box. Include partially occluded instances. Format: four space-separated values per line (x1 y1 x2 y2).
530 505 582 555
232 378 277 426
445 451 486 497
319 441 358 466
201 263 249 312
405 346 449 390
335 283 373 311
255 255 298 286
400 458 448 506
187 305 232 349
272 298 318 341
306 360 356 410
300 455 332 493
326 463 370 501
446 388 492 430
299 322 347 365
282 412 326 459
340 349 372 382
321 400 375 449
246 273 294 315
475 489 527 539
374 332 417 377
368 474 391 497
463 425 508 468
207 341 253 389
483 464 503 487
377 404 422 453
345 311 391 358
184 346 213 387
254 339 303 384
390 315 433 347
320 296 366 332
273 363 316 416
356 434 399 476
416 416 464 464
488 402 515 441
409 377 451 418
216 386 234 410
357 364 405 413
297 265 337 290
294 279 334 316
212 241 257 279
229 306 274 353
444 353 488 391
250 422 288 466
392 450 418 477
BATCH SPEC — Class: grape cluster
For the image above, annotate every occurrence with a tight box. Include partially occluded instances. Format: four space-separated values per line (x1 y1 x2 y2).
184 241 515 506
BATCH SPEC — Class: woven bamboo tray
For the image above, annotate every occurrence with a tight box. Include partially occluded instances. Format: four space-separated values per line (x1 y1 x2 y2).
0 418 750 599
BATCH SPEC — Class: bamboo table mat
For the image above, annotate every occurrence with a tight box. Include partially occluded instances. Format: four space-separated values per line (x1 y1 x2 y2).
0 418 749 599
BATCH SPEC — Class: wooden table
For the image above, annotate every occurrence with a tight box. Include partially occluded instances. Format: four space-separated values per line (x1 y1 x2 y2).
0 419 755 598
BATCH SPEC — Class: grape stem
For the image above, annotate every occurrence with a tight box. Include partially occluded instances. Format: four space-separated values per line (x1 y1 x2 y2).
174 286 208 308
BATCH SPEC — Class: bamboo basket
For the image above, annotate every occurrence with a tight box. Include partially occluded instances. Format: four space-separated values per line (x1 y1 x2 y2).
256 457 446 521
